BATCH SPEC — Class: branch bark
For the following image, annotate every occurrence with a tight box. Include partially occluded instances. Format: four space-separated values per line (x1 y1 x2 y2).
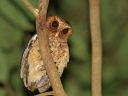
89 0 102 96
35 91 54 96
36 0 67 96
21 0 39 17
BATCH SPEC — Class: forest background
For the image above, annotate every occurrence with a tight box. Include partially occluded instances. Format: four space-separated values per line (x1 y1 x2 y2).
0 0 128 96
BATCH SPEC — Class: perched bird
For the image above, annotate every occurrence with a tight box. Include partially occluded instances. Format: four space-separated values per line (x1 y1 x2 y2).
20 16 73 93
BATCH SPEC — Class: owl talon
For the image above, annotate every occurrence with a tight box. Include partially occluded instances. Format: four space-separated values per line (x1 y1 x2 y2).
34 8 39 17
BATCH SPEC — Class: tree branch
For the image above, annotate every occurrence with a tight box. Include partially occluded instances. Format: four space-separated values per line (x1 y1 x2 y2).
36 0 67 96
35 91 54 96
89 0 102 96
21 0 39 17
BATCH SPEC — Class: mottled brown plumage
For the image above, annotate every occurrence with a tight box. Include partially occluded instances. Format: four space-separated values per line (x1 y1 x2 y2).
20 16 73 93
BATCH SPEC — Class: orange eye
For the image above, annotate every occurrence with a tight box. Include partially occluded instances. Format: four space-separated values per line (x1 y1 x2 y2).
62 28 69 34
51 20 59 28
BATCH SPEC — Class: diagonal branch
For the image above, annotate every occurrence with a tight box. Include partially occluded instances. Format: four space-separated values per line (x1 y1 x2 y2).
21 0 39 17
89 0 102 96
35 0 67 96
35 91 54 96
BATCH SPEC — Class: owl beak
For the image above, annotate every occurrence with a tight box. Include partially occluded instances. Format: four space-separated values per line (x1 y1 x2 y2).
55 32 59 37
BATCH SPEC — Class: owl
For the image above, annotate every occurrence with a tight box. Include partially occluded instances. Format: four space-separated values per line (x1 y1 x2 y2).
20 16 73 93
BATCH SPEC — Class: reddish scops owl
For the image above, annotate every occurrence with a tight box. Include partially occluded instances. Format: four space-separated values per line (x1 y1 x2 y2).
20 16 73 93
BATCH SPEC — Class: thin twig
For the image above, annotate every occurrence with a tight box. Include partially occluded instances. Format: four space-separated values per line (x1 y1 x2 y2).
89 0 102 96
21 0 39 17
36 0 67 96
35 91 54 96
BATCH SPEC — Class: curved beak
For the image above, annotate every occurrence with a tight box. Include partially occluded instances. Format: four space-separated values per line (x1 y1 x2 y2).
55 32 59 37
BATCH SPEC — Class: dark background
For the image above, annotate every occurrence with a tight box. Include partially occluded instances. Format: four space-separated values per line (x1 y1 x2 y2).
0 0 128 96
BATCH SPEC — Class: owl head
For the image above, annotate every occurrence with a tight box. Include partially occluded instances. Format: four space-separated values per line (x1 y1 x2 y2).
46 16 73 41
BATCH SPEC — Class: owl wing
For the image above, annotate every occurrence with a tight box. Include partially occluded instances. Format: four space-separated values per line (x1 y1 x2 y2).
20 34 51 92
20 34 38 87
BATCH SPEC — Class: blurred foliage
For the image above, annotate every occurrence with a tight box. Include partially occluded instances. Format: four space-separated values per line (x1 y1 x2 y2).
0 0 128 96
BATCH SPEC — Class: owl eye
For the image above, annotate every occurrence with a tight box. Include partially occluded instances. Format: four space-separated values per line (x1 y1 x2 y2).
51 20 59 28
62 28 69 34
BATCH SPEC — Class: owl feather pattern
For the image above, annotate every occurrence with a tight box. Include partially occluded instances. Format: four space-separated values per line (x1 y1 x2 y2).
20 16 73 93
